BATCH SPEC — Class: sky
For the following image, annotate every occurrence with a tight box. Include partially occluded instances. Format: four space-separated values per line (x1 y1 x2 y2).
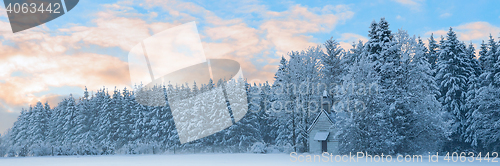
1 0 500 134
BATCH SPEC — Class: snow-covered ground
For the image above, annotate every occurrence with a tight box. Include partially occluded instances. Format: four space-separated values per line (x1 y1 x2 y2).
0 153 498 166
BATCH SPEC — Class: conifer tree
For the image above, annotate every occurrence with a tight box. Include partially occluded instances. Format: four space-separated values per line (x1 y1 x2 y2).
435 28 474 151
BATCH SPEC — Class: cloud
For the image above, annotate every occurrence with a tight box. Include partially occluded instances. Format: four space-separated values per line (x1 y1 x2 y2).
455 22 500 41
337 33 368 51
0 14 133 122
440 13 452 18
71 13 152 51
260 5 354 57
0 7 6 18
396 15 405 20
392 0 424 11
0 0 355 133
424 22 500 58
0 52 131 104
426 22 500 42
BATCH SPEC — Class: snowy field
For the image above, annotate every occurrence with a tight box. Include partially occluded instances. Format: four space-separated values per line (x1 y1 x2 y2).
0 154 498 166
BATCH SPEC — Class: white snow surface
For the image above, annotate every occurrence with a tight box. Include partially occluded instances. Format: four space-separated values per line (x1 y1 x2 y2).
0 153 498 166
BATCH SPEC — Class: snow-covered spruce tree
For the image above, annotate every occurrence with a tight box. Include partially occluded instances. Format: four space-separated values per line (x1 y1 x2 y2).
258 82 275 145
8 108 29 156
71 88 93 155
285 47 324 152
105 88 122 150
130 94 145 152
161 85 179 150
485 35 498 73
0 134 5 157
61 95 78 155
435 28 474 151
394 33 447 154
116 87 135 152
97 89 114 154
247 83 265 143
29 102 51 156
48 98 66 155
467 83 500 152
363 18 398 154
337 19 390 154
342 40 365 69
272 55 294 152
157 85 174 151
321 38 344 88
463 43 483 151
337 21 448 155
466 35 500 152
336 52 385 154
224 79 261 152
321 38 346 122
478 40 488 70
143 85 165 153
479 35 499 87
428 33 439 73
84 88 101 155
496 46 500 86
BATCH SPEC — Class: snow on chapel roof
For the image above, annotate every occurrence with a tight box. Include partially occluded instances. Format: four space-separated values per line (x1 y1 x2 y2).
306 109 334 133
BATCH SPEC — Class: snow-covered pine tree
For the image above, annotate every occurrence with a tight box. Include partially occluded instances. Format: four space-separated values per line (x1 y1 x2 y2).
336 52 385 154
192 81 199 96
223 79 261 152
71 89 92 155
258 82 274 145
97 88 114 154
117 87 135 150
364 18 399 154
272 55 294 152
495 44 500 86
8 108 29 156
131 84 149 151
428 33 439 72
85 88 100 155
321 38 344 88
478 35 498 86
285 47 324 152
485 35 498 72
207 78 215 91
247 83 264 141
435 28 474 151
478 40 488 69
0 134 5 157
48 97 66 154
61 95 78 154
467 83 500 152
343 41 365 68
43 101 51 140
161 85 179 149
394 33 447 154
29 101 51 156
466 35 500 152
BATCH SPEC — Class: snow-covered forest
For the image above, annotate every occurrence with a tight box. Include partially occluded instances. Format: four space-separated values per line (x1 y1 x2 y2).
0 18 499 157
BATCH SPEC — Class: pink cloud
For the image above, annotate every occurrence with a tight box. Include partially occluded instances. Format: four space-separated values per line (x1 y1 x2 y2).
338 33 368 50
260 5 353 57
425 22 500 43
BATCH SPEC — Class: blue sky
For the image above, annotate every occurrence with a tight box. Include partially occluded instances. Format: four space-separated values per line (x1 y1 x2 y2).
1 0 500 134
